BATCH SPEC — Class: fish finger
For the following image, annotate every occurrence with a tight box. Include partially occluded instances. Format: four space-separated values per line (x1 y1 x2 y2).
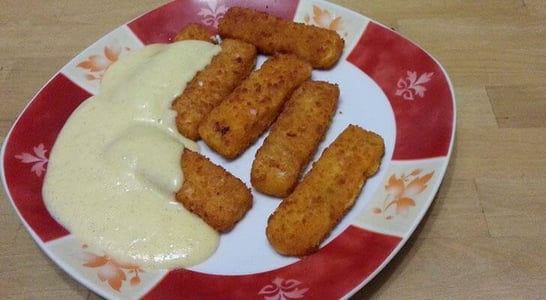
251 81 339 197
174 23 215 43
199 54 312 159
172 39 257 140
266 125 385 256
175 149 252 233
218 7 344 69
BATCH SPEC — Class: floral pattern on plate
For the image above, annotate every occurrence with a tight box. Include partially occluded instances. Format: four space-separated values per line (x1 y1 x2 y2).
14 143 49 177
258 277 309 300
76 44 130 81
395 71 435 101
61 25 142 95
373 168 435 220
355 158 446 237
45 236 166 299
196 0 229 27
81 245 144 292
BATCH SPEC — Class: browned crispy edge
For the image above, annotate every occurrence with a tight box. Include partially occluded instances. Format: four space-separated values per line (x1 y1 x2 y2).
172 38 257 140
218 7 344 69
198 54 312 159
251 80 339 197
174 23 215 43
266 125 385 256
176 149 253 232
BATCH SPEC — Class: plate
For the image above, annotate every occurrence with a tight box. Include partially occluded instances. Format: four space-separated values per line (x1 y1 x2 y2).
1 0 455 299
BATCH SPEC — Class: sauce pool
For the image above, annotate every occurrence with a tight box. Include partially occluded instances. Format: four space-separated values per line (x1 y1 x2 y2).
43 41 221 269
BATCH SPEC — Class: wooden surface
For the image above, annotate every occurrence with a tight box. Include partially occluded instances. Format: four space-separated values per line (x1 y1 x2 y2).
1 0 545 299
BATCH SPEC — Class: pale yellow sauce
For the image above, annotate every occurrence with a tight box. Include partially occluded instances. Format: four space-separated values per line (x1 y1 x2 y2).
43 41 221 269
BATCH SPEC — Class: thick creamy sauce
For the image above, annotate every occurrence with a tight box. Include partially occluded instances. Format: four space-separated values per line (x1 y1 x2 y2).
43 41 221 269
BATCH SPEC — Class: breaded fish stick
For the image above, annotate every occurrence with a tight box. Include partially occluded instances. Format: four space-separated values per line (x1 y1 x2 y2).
251 81 339 197
266 125 385 256
172 39 257 140
176 149 252 232
218 7 344 69
174 23 215 43
199 54 312 159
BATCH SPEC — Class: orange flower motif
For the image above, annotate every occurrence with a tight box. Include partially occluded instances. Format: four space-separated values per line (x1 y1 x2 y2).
303 5 343 32
82 247 143 291
77 45 129 80
373 169 434 220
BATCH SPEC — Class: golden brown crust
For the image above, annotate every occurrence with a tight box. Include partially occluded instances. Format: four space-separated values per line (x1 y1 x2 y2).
266 125 385 256
218 7 344 69
251 81 339 197
198 54 312 159
173 23 215 43
175 149 253 233
172 39 257 140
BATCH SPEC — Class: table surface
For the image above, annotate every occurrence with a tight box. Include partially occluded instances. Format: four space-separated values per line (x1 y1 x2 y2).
1 0 545 299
